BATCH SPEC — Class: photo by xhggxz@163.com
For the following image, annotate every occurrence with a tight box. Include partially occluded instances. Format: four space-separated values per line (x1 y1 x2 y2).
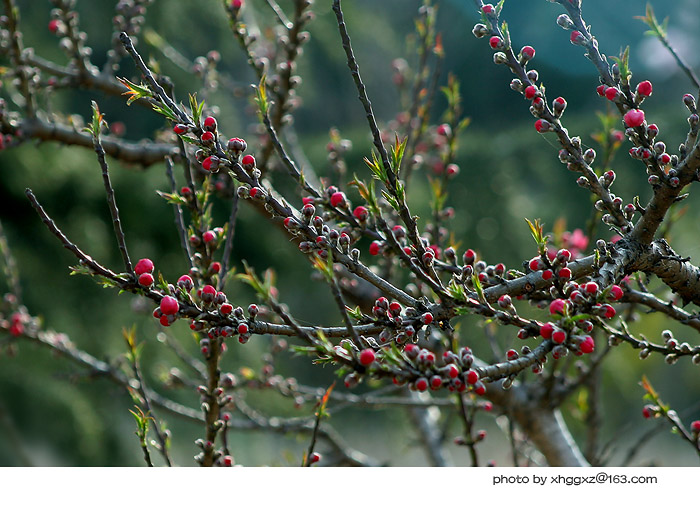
0 0 700 467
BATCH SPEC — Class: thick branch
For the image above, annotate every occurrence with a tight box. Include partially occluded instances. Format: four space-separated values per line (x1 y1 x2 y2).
19 117 176 166
487 381 589 467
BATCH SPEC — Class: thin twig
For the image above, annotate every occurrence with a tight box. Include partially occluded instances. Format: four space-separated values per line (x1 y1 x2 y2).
119 32 190 123
1 320 203 423
261 110 321 198
652 24 700 92
218 189 239 292
406 390 452 467
25 189 122 282
265 0 291 28
0 220 22 303
235 398 379 466
93 133 133 274
329 276 362 348
302 384 333 467
125 332 173 466
165 157 193 270
457 394 479 466
333 0 433 266
177 139 202 219
2 0 35 116
332 0 392 180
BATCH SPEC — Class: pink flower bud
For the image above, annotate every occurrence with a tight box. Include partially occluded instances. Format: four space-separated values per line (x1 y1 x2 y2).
624 109 645 128
489 36 503 49
520 46 535 60
636 80 653 97
570 30 584 44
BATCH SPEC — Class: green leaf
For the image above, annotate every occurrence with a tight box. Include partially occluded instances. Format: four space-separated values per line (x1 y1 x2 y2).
310 253 334 282
69 264 92 276
97 278 120 289
152 102 177 122
237 261 277 301
395 180 406 204
156 190 187 205
129 406 152 436
83 100 106 138
315 382 335 419
381 190 400 212
428 177 448 213
255 74 269 118
189 93 204 126
495 0 506 17
177 135 199 146
500 20 511 48
349 174 379 215
390 134 408 176
457 117 471 132
640 374 659 401
347 306 364 321
525 218 547 254
118 77 154 106
364 150 389 183
471 273 485 303
610 46 631 83
446 279 467 302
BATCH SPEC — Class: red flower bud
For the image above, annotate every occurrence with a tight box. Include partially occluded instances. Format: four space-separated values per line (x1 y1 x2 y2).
135 258 154 276
636 80 653 97
524 85 538 99
624 109 645 128
359 348 375 366
520 46 535 60
160 296 179 316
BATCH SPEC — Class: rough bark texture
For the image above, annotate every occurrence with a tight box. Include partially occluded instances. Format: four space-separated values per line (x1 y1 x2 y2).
488 382 589 467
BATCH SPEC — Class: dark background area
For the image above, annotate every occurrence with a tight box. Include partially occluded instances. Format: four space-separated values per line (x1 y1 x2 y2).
0 0 699 466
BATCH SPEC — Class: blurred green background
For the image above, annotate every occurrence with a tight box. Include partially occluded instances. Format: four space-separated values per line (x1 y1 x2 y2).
0 0 699 466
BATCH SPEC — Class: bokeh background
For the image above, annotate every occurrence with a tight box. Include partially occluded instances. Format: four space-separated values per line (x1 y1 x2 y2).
1 0 699 466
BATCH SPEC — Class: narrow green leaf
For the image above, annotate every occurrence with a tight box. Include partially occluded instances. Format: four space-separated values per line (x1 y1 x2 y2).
84 100 106 137
118 77 153 106
152 103 177 121
381 190 400 212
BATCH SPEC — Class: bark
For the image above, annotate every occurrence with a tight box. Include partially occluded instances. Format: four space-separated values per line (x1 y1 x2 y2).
488 382 589 467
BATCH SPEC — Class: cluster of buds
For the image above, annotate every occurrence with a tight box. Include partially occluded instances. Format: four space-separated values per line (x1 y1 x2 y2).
191 50 221 87
146 257 256 345
134 257 155 287
109 0 153 55
445 248 510 290
644 329 700 365
403 123 461 178
189 226 223 252
369 225 443 270
47 0 93 65
595 81 690 189
153 294 180 327
528 247 574 283
326 128 352 177
293 218 355 260
393 344 486 395
368 296 431 345
198 291 257 346
187 229 223 280
531 280 623 357
0 295 37 339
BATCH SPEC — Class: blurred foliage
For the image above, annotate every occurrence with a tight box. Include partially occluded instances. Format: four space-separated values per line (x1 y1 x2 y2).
0 0 699 466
